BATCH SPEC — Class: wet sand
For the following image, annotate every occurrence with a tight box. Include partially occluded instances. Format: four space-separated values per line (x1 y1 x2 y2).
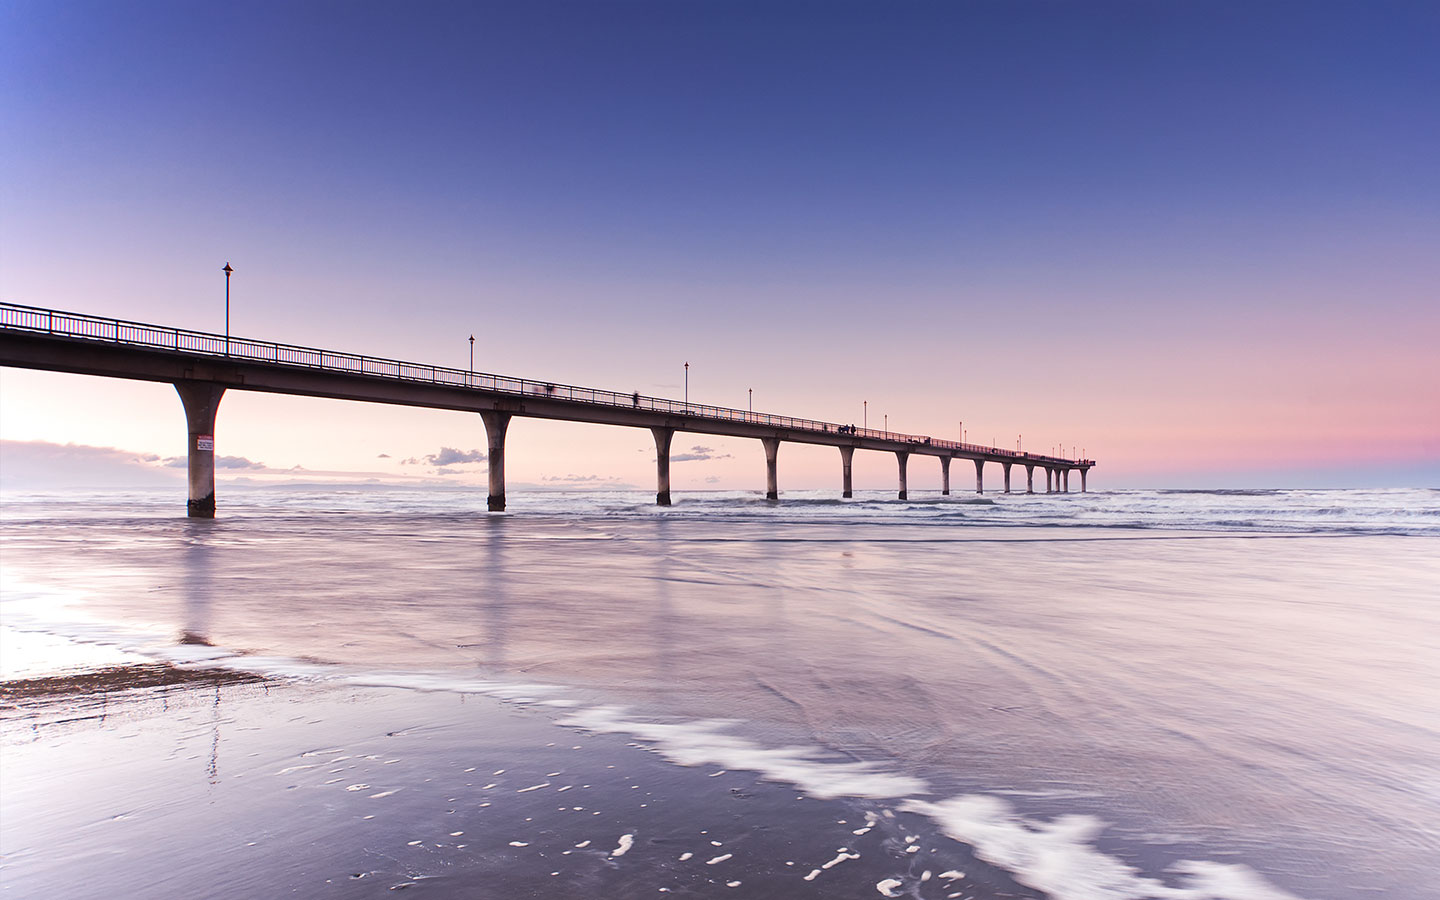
1 667 1026 899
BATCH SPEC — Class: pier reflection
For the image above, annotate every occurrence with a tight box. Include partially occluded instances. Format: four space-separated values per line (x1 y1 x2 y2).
648 516 677 689
476 516 509 671
179 519 217 646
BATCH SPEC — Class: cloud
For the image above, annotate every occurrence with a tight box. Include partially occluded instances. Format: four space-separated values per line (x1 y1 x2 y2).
401 447 486 467
525 474 638 489
705 475 721 484
161 454 265 470
0 440 181 489
377 453 391 458
0 440 476 490
671 445 732 463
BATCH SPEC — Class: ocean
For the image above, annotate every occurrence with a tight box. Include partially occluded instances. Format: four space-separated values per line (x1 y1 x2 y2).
2 486 1437 899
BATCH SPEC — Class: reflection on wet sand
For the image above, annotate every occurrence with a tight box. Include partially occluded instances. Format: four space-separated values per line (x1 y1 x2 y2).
180 518 216 646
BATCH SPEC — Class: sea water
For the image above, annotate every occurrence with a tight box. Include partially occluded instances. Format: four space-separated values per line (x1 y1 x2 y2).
2 486 1437 899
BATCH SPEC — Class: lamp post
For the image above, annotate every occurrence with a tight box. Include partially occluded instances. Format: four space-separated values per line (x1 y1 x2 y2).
748 388 752 413
468 334 474 385
684 362 689 406
884 414 888 434
222 263 233 354
863 401 867 430
959 421 963 446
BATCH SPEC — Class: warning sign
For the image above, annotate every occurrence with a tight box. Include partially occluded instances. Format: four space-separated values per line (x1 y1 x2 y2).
197 435 214 451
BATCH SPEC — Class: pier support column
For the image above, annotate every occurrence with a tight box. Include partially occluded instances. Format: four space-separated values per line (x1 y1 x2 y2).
896 451 909 500
839 446 854 498
974 459 984 494
480 411 511 512
1002 463 1012 494
1025 465 1035 494
940 456 951 496
1045 468 1053 493
175 382 226 518
652 427 674 506
762 437 780 500
1081 469 1088 493
1063 469 1070 493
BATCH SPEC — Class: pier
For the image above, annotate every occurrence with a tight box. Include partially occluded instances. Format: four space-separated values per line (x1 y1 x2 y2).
0 303 1094 516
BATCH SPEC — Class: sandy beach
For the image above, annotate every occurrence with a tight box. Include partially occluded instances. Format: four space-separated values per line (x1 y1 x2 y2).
3 487 1437 899
2 651 1021 899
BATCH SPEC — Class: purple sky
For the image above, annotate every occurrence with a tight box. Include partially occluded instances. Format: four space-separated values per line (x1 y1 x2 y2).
2 1 1437 491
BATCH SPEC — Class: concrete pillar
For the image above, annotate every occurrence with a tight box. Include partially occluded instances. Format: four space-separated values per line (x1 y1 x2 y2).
1046 468 1053 493
974 459 984 494
839 445 854 498
762 437 780 500
652 427 674 506
1063 469 1071 493
940 456 951 496
1002 463 1012 494
1025 465 1035 494
1081 468 1088 493
896 451 909 501
174 382 226 518
480 411 511 512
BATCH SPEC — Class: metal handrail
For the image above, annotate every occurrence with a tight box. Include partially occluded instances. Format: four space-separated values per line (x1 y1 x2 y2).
0 301 1088 466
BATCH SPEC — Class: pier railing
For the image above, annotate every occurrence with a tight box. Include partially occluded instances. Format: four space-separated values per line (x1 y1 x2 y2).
0 302 1086 465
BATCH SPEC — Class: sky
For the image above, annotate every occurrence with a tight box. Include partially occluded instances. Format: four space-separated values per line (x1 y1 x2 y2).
2 0 1437 492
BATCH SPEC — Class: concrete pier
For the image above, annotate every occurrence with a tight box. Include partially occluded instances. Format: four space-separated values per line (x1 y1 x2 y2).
762 437 780 500
1025 464 1035 494
1 304 1098 515
652 427 674 506
480 411 511 511
174 382 226 518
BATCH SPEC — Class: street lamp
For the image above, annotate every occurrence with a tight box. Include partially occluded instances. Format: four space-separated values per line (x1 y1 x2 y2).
748 387 752 413
222 262 233 354
468 334 474 385
884 413 888 434
684 362 689 405
863 400 867 430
